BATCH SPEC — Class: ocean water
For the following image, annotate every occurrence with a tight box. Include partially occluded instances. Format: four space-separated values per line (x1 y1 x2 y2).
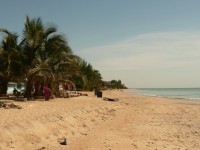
131 88 200 100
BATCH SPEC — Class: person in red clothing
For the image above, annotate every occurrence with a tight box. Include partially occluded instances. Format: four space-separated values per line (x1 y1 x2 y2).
43 85 52 100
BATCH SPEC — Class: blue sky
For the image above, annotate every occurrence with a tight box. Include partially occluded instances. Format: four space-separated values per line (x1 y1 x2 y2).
1 0 200 88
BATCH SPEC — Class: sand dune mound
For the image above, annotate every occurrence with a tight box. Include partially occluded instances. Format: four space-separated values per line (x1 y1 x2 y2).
0 94 122 150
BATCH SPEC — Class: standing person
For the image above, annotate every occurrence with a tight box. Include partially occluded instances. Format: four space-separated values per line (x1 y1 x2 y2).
43 85 52 101
31 84 35 98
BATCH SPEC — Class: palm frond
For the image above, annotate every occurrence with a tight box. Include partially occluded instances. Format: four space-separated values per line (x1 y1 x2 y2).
44 27 57 37
28 63 53 80
59 61 79 69
55 79 76 89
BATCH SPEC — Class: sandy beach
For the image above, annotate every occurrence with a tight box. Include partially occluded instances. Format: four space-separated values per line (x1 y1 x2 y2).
0 89 200 150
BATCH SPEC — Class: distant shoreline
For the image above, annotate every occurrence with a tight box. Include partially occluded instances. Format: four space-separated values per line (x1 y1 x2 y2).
126 88 200 101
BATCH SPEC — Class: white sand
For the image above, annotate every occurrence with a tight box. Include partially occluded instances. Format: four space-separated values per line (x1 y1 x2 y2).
0 89 200 150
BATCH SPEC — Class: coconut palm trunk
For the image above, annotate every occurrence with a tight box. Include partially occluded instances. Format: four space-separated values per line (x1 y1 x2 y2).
24 80 32 98
0 78 9 95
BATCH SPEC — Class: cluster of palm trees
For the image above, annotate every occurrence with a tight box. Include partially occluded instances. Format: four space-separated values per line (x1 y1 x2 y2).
0 16 103 98
103 80 127 89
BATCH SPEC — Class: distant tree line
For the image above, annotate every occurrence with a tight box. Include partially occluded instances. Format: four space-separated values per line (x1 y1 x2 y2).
102 80 127 89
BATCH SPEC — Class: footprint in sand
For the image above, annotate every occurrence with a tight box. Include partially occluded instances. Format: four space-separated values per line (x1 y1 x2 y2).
90 118 96 122
131 143 138 148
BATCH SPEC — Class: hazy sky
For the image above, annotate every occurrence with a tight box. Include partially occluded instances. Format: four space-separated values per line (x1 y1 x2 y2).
1 0 200 88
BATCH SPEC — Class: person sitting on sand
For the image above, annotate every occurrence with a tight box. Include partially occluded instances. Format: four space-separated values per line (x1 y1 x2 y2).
43 85 52 101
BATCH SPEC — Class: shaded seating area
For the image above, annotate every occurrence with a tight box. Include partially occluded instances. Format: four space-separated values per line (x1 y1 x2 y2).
59 90 87 98
58 81 81 98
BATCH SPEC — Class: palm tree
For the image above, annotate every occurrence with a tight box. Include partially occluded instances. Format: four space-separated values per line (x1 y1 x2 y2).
22 16 80 98
0 29 23 95
71 60 102 91
0 16 104 97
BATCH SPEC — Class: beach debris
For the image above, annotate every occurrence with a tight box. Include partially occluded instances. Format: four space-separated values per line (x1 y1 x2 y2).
37 146 46 150
82 94 88 96
78 92 88 96
0 102 22 109
103 97 119 102
58 138 67 145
